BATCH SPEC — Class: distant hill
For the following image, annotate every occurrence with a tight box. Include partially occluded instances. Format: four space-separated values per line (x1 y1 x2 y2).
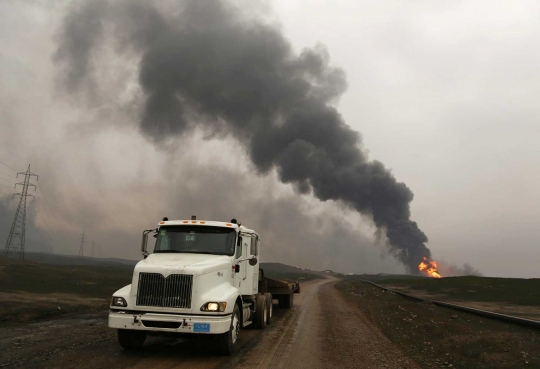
0 255 133 322
21 252 138 267
8 253 320 282
261 262 322 281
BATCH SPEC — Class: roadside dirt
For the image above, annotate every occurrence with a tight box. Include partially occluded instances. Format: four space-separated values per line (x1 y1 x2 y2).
383 285 540 321
0 291 107 323
339 280 540 369
1 278 419 368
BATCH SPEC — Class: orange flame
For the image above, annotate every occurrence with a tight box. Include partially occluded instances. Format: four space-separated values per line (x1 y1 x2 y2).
418 256 441 278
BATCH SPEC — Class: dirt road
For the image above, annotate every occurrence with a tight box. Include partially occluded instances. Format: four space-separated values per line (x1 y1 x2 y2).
2 278 418 368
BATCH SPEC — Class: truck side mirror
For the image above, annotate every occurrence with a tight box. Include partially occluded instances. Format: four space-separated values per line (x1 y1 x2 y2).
141 232 148 259
237 234 242 247
249 257 258 266
141 229 154 259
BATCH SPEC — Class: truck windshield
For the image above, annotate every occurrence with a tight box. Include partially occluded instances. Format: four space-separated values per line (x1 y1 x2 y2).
153 226 236 256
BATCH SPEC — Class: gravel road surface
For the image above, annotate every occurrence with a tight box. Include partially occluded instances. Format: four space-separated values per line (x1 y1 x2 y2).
2 278 418 368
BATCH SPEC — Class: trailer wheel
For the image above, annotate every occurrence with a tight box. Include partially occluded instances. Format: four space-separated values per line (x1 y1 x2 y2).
280 293 294 309
254 294 267 329
264 293 273 325
217 303 241 355
117 329 146 350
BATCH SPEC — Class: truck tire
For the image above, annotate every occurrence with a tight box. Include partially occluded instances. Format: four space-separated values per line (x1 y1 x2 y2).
117 329 146 350
280 293 294 309
217 303 241 355
264 293 273 325
254 294 267 329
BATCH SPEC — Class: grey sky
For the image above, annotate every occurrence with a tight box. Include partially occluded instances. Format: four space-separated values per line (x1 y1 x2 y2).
0 0 539 277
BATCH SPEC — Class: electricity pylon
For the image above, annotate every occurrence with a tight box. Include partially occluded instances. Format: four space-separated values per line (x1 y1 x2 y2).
78 232 85 258
3 165 38 260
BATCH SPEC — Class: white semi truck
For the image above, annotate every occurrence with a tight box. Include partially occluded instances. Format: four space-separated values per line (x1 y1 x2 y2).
108 217 300 354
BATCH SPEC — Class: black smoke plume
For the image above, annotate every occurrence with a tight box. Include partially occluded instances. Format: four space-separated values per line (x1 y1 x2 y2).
56 0 433 274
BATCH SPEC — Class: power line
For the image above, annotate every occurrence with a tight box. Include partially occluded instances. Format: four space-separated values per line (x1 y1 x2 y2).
0 170 15 177
33 200 56 237
0 159 17 172
0 177 16 184
0 148 25 162
34 181 74 254
0 183 14 189
33 195 68 251
29 201 56 249
36 183 63 231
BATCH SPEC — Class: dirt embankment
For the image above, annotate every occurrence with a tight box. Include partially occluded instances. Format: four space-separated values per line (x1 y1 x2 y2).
337 279 540 369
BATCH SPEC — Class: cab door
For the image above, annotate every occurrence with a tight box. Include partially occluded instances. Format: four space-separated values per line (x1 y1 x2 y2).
234 233 249 290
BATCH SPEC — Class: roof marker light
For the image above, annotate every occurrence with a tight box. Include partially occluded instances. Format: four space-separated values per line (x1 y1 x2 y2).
183 220 188 224
159 221 165 224
226 223 232 226
200 221 206 224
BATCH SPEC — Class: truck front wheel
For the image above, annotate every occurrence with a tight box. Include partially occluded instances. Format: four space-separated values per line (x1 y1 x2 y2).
217 303 241 355
117 329 146 350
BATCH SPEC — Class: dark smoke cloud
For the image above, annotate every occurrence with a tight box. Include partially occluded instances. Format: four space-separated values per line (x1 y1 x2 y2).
56 0 432 273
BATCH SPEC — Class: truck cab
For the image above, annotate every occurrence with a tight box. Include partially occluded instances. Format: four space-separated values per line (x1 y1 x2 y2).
108 217 285 355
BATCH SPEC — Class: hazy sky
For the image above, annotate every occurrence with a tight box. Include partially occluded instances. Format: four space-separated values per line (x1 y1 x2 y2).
0 0 539 277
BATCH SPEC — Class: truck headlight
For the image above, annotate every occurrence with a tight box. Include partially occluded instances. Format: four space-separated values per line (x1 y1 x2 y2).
201 302 227 312
111 297 127 307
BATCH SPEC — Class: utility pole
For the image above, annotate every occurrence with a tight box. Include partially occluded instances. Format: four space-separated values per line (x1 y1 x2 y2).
78 232 85 258
4 165 38 260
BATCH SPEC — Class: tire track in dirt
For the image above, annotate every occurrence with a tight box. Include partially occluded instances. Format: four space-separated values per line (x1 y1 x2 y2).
220 278 328 369
220 277 420 369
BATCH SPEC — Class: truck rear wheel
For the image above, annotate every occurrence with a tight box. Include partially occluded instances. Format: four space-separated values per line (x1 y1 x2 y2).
264 293 273 325
254 294 267 329
217 303 240 355
117 329 146 350
279 293 294 309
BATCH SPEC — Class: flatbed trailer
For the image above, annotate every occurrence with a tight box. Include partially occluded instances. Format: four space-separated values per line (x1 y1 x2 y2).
259 269 300 309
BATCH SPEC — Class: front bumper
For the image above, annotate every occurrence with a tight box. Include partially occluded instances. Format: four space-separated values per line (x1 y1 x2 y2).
108 310 232 334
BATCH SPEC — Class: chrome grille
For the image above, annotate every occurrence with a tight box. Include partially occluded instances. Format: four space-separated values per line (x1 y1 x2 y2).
136 273 193 308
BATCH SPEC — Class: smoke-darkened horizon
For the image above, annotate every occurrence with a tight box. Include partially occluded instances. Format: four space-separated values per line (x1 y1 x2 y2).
53 0 440 274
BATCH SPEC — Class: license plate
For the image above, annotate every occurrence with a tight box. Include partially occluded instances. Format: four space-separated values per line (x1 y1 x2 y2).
193 323 210 332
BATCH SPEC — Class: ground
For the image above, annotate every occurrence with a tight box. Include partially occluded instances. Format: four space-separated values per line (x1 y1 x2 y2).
1 277 419 369
2 256 539 368
338 278 540 369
